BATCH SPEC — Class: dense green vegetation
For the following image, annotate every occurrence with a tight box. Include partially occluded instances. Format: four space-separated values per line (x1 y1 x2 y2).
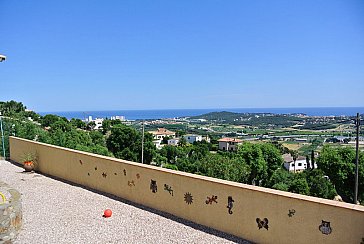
1 100 363 204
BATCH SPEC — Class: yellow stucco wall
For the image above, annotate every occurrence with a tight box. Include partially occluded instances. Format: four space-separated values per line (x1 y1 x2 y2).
9 137 364 244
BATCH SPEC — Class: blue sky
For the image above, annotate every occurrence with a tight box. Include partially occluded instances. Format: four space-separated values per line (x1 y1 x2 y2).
0 1 363 112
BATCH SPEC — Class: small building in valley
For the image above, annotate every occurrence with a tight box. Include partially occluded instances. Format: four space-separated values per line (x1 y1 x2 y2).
283 154 317 173
218 138 243 151
184 134 203 144
168 138 180 146
149 128 176 140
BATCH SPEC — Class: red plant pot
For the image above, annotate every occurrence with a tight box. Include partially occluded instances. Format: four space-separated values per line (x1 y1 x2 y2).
24 161 34 172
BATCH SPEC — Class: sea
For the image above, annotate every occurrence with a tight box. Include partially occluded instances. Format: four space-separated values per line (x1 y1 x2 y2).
39 107 364 121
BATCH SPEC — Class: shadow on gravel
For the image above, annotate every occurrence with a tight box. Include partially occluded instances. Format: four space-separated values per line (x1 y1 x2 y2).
7 160 252 244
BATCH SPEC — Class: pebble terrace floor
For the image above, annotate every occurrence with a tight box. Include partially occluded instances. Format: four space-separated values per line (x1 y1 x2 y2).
0 160 250 244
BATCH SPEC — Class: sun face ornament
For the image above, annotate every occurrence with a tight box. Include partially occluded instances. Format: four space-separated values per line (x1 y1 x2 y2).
184 192 193 205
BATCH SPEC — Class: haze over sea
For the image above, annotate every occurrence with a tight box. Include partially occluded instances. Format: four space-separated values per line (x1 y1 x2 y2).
40 107 364 121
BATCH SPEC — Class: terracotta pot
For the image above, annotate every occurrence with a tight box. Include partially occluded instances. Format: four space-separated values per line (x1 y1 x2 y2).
24 162 34 172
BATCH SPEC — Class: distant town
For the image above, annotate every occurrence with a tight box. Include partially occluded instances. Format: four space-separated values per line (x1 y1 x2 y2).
85 111 364 154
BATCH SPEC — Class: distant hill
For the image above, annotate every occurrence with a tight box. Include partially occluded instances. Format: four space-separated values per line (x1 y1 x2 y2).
191 111 242 121
190 111 304 128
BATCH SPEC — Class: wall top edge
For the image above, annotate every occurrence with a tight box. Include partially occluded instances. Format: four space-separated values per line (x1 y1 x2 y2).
9 136 364 212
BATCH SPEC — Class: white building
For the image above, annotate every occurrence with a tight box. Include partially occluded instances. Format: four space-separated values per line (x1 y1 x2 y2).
149 128 176 140
93 118 104 130
283 154 317 173
168 138 180 146
184 134 203 144
153 140 163 149
111 115 125 121
218 138 243 151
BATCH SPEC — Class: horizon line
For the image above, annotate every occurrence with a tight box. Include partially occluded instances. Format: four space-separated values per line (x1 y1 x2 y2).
38 106 364 113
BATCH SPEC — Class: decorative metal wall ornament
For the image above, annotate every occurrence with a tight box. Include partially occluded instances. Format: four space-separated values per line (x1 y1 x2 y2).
79 160 83 165
102 172 107 178
256 218 269 230
128 180 135 187
123 169 127 176
288 209 296 217
164 184 173 196
205 195 218 204
136 173 140 179
150 180 157 193
184 192 193 204
319 220 332 235
227 196 234 214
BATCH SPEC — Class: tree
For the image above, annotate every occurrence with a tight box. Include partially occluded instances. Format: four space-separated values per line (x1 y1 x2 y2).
178 137 187 147
175 130 186 137
140 132 156 164
161 136 170 144
70 118 86 129
89 130 106 146
115 148 138 162
260 143 284 180
289 176 310 195
106 124 156 164
153 153 168 166
160 145 185 163
237 143 267 186
268 168 292 191
102 119 112 134
317 146 364 203
0 100 26 117
305 169 337 199
49 120 72 133
189 141 210 161
41 114 60 127
101 119 122 134
106 124 140 160
86 121 96 131
199 154 250 183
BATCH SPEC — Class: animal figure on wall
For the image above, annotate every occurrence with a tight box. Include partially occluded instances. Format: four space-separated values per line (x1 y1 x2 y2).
150 180 157 193
319 220 332 235
164 184 173 196
227 196 234 214
256 218 269 230
288 209 296 217
206 195 218 204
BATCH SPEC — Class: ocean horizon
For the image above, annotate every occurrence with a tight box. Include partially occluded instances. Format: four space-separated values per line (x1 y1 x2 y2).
39 107 364 120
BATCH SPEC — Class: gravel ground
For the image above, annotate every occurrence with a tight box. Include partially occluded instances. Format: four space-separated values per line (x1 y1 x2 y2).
0 160 250 244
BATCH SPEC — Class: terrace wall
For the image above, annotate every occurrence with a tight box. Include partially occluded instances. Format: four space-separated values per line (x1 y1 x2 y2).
9 136 364 244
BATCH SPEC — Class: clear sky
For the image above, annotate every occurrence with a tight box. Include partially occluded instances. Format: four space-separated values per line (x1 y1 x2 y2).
0 1 363 112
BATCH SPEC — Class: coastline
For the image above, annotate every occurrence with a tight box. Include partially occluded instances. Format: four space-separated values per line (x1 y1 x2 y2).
39 107 364 120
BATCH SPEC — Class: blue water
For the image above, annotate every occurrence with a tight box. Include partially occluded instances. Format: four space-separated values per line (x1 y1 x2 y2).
39 107 364 120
